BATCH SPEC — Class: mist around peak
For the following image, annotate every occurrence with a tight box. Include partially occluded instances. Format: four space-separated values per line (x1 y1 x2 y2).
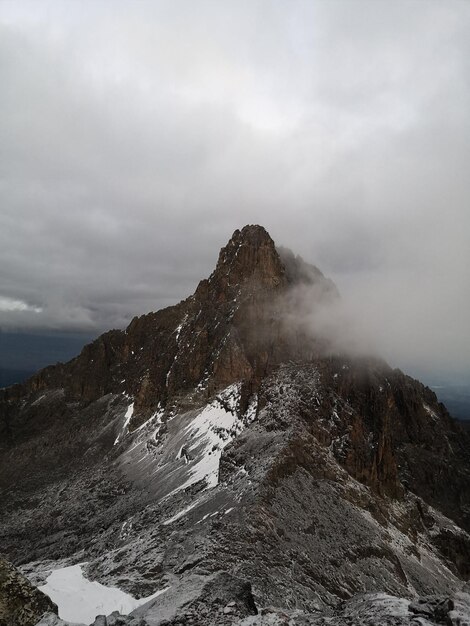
274 240 469 384
272 245 380 363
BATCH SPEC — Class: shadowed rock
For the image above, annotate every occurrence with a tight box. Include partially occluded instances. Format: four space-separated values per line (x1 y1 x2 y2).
0 557 57 626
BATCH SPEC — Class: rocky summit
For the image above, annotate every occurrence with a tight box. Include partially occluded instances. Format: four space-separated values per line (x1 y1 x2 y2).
1 225 470 626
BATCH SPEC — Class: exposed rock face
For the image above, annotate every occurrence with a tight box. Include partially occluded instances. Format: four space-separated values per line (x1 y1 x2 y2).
0 227 332 416
0 226 333 489
0 225 469 626
0 557 57 626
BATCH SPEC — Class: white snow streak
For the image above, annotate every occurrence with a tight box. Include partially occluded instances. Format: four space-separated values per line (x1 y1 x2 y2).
114 403 134 445
163 498 203 525
174 314 188 342
423 402 439 421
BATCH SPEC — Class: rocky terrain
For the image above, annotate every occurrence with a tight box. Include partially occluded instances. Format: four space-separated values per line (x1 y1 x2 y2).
0 557 56 626
1 225 469 625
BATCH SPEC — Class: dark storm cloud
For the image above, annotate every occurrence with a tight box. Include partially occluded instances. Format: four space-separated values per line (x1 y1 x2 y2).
0 0 469 378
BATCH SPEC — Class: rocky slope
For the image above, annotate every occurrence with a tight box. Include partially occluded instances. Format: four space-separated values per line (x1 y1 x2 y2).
0 225 469 625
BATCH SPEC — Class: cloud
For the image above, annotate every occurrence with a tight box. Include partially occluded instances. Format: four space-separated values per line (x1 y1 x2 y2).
0 0 469 379
0 296 42 313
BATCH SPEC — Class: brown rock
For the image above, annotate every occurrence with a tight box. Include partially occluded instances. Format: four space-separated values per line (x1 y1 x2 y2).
0 557 57 626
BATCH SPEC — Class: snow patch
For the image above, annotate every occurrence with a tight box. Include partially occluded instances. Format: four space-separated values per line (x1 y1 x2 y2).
170 384 254 493
423 402 439 421
163 385 257 498
39 564 169 624
174 314 188 342
114 403 134 445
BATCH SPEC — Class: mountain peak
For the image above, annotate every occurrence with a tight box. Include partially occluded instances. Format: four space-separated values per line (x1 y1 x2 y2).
229 224 273 246
205 225 287 298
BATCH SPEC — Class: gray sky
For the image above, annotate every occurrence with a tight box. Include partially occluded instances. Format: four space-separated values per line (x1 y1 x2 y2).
1 0 469 380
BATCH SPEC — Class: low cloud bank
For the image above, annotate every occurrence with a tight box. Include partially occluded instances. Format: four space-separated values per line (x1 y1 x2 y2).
275 248 470 383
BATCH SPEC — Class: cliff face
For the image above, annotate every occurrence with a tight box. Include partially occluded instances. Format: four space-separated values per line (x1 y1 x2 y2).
1 225 470 625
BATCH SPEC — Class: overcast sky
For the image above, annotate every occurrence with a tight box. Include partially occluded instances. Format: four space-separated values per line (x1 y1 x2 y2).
0 0 469 380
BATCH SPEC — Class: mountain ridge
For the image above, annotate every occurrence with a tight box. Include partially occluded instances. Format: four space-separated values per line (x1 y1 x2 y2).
0 225 335 427
1 225 470 626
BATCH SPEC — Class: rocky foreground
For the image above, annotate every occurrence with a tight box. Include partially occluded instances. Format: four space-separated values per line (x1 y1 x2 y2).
1 226 469 626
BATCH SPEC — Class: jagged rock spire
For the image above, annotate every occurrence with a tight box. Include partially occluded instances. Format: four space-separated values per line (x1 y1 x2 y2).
204 225 288 299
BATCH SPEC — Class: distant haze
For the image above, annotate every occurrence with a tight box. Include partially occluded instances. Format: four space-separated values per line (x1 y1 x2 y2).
0 0 469 382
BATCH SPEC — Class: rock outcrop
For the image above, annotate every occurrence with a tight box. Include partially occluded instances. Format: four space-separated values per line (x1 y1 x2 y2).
0 557 57 626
